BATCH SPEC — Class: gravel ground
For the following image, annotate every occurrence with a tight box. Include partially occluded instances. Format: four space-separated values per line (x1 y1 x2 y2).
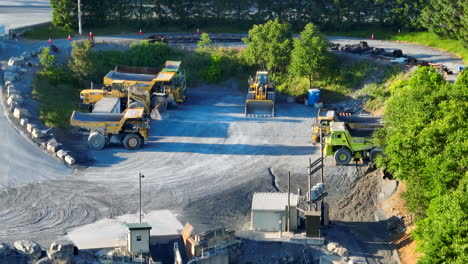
0 34 465 263
0 0 51 30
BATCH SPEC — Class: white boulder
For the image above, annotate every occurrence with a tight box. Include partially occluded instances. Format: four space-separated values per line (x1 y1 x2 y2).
14 240 42 260
8 57 24 66
14 107 31 119
64 155 76 165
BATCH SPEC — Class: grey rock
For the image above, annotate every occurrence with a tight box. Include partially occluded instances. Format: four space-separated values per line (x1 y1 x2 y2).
14 240 42 260
47 241 74 263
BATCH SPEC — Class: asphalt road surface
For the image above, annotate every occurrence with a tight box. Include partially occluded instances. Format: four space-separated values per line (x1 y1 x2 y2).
0 0 51 30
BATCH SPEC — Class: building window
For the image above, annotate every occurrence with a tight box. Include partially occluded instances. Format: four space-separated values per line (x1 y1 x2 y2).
136 235 142 241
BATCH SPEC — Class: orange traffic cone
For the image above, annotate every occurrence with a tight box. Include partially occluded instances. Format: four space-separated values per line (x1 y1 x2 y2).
67 35 71 41
196 28 200 34
47 38 52 44
371 34 375 40
139 29 143 35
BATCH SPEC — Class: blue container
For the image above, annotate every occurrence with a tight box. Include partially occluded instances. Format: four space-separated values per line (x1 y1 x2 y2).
458 66 465 72
308 89 321 106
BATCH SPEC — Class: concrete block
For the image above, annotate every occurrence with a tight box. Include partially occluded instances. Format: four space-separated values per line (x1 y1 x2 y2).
20 52 31 60
56 149 68 160
9 94 24 104
13 108 31 119
9 101 18 113
26 123 37 133
32 128 47 139
47 140 62 153
64 155 76 165
8 57 24 66
4 72 19 82
7 85 20 97
20 118 29 127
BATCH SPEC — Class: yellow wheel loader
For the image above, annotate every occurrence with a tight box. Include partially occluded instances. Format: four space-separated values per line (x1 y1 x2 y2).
70 107 150 150
245 71 275 117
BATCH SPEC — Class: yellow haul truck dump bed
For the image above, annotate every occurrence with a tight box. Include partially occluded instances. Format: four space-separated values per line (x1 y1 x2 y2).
70 108 149 150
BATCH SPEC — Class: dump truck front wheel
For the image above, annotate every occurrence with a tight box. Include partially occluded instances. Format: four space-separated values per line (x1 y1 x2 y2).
88 132 106 150
123 133 142 150
335 148 352 165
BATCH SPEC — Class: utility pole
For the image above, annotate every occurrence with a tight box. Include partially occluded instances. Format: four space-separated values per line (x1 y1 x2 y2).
139 0 143 29
77 0 82 36
139 173 145 223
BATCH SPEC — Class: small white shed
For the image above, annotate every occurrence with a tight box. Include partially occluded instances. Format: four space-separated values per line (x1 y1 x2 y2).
251 192 299 232
125 222 152 254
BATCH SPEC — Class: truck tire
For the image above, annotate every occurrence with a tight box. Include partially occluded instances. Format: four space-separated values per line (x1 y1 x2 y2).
369 148 382 163
123 133 142 150
88 131 106 150
334 148 352 165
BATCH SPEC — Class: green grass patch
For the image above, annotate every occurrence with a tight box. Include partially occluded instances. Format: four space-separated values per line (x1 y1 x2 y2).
22 21 250 40
32 71 82 129
22 24 72 40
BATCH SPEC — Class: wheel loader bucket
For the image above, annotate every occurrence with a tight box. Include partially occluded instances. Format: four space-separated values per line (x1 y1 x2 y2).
245 100 275 117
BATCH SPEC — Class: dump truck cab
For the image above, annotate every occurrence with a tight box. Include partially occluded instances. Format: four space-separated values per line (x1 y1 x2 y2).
323 122 381 165
70 107 150 150
245 71 276 117
80 81 128 111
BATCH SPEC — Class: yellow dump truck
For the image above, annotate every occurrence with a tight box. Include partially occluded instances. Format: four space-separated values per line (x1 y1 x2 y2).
70 107 150 150
79 60 186 117
312 109 382 144
245 71 276 117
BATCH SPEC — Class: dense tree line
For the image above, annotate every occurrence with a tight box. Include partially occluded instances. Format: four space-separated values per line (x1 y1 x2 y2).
379 68 468 263
50 0 468 43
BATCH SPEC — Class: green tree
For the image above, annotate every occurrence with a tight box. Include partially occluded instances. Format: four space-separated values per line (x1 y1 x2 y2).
420 0 467 43
243 19 293 73
68 40 95 80
414 175 468 264
288 23 332 89
197 33 214 52
50 0 76 31
38 47 56 71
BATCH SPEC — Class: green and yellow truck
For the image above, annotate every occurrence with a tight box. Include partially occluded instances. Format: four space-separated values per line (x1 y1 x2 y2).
323 121 382 165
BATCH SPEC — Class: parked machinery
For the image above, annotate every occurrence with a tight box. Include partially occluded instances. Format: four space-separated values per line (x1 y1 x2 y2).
79 60 186 118
70 107 149 150
245 71 276 117
323 122 382 165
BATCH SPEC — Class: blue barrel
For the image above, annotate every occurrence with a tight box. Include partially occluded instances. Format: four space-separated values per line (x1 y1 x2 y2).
458 66 465 72
307 89 321 106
